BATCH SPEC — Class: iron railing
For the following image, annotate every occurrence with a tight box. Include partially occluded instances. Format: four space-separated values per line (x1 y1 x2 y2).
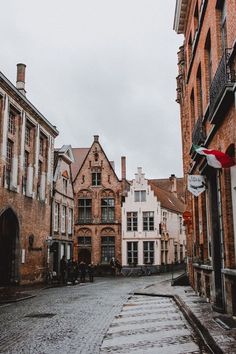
209 48 235 119
192 116 206 145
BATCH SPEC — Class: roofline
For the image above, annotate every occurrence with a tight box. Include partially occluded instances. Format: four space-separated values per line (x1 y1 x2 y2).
0 71 59 137
173 0 188 34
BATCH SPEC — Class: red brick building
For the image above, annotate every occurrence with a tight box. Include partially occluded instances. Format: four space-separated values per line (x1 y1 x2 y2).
0 64 58 285
174 0 236 314
72 136 127 268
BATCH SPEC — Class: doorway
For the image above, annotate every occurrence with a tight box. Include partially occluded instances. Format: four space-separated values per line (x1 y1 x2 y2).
78 248 91 265
0 208 20 285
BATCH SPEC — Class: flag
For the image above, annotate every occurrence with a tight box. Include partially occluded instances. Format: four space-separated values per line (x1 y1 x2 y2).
193 145 235 168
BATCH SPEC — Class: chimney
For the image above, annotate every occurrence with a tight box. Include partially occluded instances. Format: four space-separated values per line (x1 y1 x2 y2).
16 63 26 95
169 174 177 197
121 156 126 180
94 135 99 142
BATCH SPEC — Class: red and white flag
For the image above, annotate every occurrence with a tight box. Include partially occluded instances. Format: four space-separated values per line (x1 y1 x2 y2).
193 145 235 169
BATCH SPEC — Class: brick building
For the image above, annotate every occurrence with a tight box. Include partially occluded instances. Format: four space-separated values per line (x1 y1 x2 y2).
0 64 58 285
50 145 75 277
72 136 128 267
121 168 186 270
174 0 236 314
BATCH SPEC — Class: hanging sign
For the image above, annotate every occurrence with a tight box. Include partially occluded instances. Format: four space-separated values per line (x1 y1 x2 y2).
187 175 206 197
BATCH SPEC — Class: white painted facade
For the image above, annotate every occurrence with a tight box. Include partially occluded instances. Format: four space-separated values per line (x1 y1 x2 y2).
122 168 186 268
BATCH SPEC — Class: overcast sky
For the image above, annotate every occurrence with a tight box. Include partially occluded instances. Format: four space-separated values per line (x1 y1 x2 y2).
1 0 183 180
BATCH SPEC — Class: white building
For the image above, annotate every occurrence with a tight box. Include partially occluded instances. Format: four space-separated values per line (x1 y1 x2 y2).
50 145 75 276
122 168 186 271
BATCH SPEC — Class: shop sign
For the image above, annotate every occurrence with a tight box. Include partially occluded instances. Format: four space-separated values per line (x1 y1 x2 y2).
187 175 206 197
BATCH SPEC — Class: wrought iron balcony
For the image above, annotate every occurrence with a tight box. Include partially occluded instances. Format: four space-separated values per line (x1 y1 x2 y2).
209 48 236 121
192 116 206 145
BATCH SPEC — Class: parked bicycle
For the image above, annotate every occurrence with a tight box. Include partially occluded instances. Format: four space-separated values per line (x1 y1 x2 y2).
121 266 152 277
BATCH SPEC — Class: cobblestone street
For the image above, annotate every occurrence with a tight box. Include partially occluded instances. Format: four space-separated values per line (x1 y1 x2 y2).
0 274 220 354
0 275 172 354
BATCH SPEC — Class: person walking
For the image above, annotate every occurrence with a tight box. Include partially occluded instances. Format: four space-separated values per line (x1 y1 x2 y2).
79 261 86 283
60 255 67 285
88 262 95 282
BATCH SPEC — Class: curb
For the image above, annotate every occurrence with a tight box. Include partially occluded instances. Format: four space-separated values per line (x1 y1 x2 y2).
133 291 223 354
0 294 36 305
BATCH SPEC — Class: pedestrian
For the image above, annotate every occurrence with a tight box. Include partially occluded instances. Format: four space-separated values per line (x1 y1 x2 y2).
88 262 95 282
60 255 67 284
115 259 122 275
110 257 116 276
78 261 86 283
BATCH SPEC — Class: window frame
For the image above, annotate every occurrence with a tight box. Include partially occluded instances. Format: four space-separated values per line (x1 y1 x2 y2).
101 236 115 263
127 241 138 265
143 211 154 231
101 197 115 223
78 198 92 223
92 172 101 186
61 205 66 233
143 241 154 264
127 212 138 231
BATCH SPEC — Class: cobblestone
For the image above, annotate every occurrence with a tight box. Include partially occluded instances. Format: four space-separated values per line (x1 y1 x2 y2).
0 276 170 354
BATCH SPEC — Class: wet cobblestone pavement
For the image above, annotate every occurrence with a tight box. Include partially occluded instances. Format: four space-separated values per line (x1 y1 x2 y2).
1 274 235 353
101 295 209 354
0 275 173 354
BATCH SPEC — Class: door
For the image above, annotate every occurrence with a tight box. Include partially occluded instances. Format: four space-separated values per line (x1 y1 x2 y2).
0 208 20 285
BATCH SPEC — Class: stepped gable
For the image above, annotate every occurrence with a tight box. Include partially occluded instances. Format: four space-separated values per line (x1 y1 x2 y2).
71 148 90 181
148 180 185 214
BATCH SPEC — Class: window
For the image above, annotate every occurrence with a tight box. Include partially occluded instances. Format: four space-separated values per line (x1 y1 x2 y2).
162 211 167 224
8 112 15 135
38 161 42 189
134 190 146 202
174 244 178 263
127 242 138 265
197 66 203 117
179 216 183 234
78 236 91 245
24 151 29 177
61 205 66 233
143 241 154 264
39 137 44 156
92 172 101 186
22 151 29 193
143 211 154 231
101 236 115 263
127 212 138 231
68 208 73 235
6 140 13 186
190 89 195 131
78 198 92 223
63 178 68 194
220 1 227 52
25 126 30 146
54 203 59 232
101 198 115 222
6 140 13 171
205 32 212 89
